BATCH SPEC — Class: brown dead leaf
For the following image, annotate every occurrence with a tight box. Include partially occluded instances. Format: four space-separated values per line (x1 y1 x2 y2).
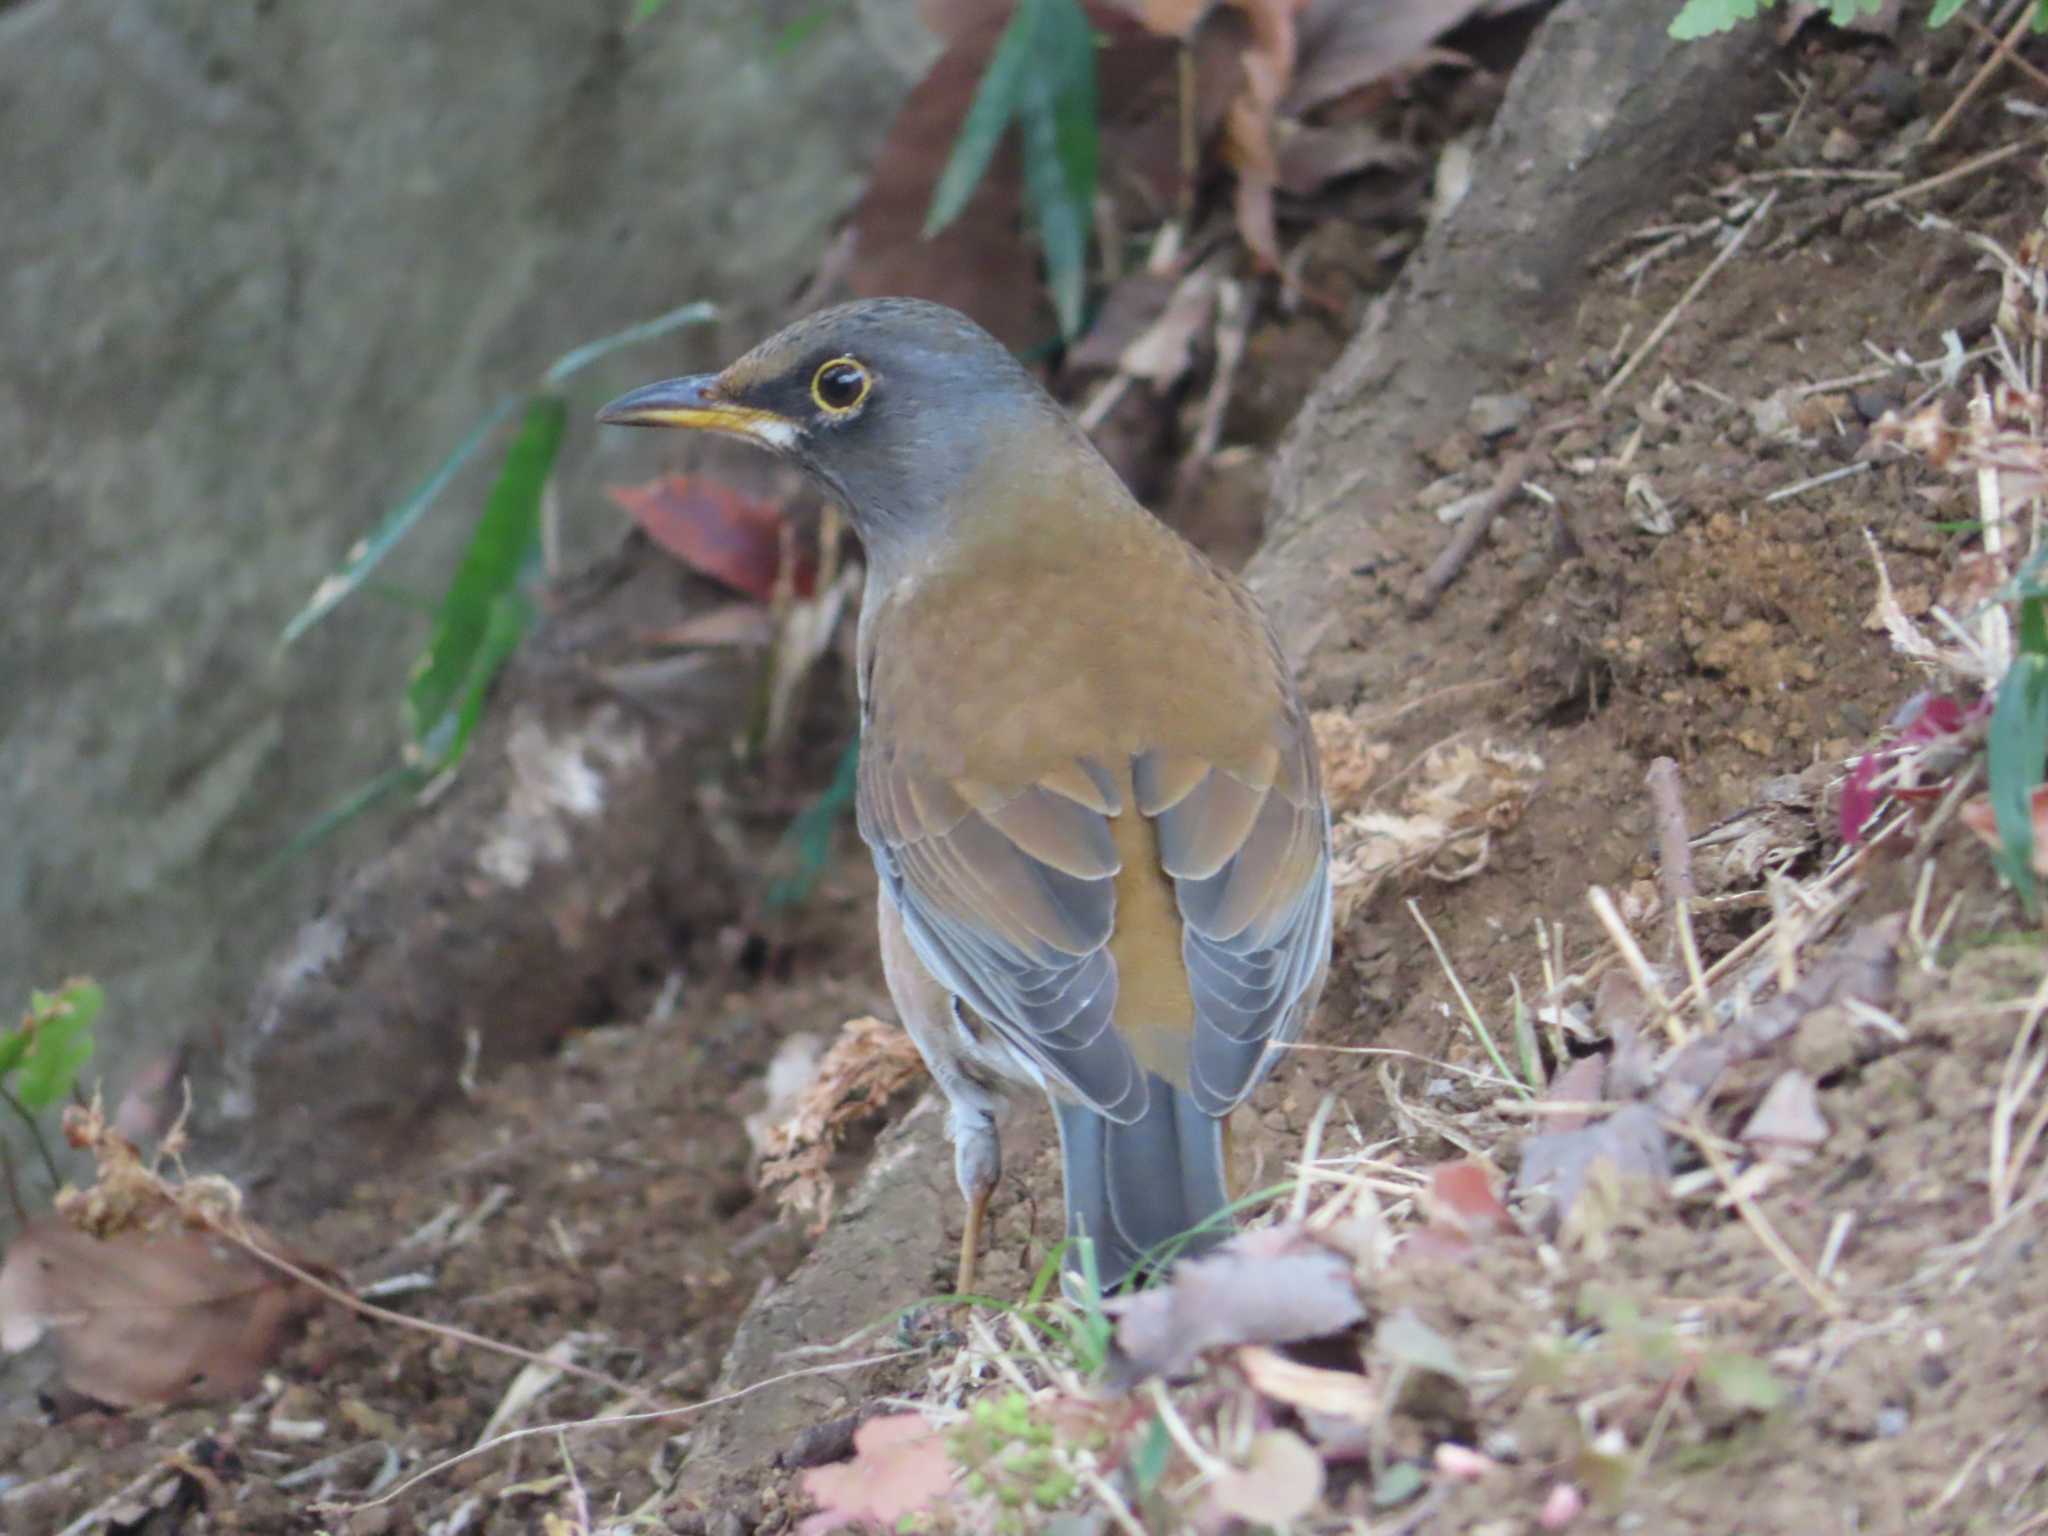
1514 1103 1670 1236
796 1411 957 1536
1739 1070 1829 1160
1312 707 1391 814
756 1017 927 1235
1106 1224 1365 1381
1287 0 1503 114
1208 1427 1326 1524
1237 1342 1377 1420
1329 740 1542 921
0 1221 320 1407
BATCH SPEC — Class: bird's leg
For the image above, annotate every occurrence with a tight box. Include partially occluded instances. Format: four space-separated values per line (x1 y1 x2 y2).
951 1106 1000 1297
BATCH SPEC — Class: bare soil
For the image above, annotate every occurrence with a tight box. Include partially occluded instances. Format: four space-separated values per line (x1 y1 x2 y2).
7 19 2048 1536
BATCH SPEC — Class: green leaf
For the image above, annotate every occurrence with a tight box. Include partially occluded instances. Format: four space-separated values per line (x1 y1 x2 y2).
1989 615 2048 915
437 588 536 771
772 3 837 57
1372 1462 1426 1508
1928 0 1969 23
14 980 103 1111
264 761 425 875
1015 0 1098 339
1823 0 1886 25
766 736 860 908
0 1029 28 1079
1669 0 1769 39
281 393 524 646
1129 1415 1170 1495
924 0 1043 237
404 395 564 760
1698 1350 1786 1411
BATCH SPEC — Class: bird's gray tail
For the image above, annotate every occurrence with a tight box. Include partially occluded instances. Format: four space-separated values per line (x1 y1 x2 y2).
1053 1077 1230 1292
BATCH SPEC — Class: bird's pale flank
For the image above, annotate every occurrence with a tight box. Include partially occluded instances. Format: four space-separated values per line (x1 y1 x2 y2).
599 299 1332 1292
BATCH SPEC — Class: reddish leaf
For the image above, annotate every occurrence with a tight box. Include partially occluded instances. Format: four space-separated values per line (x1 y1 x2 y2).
797 1412 957 1535
606 476 813 602
1839 750 1885 844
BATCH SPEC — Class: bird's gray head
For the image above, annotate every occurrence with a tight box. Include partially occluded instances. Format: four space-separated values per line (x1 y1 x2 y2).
598 299 1069 570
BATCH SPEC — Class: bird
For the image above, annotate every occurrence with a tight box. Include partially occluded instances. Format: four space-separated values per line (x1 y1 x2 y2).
598 298 1331 1294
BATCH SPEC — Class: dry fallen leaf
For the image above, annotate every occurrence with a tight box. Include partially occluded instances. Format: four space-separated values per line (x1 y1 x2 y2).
1739 1070 1829 1160
0 1221 320 1407
1515 1103 1670 1236
1107 1224 1365 1380
1312 707 1391 814
756 1017 927 1235
1208 1427 1326 1524
1330 739 1542 921
1237 1342 1377 1420
796 1411 957 1536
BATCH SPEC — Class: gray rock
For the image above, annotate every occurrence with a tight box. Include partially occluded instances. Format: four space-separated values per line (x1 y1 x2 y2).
0 0 923 1203
1467 391 1533 439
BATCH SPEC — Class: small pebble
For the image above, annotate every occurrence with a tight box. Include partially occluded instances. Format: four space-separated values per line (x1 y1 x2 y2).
1468 392 1533 439
1821 125 1861 165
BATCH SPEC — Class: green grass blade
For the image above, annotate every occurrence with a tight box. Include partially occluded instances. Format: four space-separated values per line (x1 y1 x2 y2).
924 0 1041 238
262 761 426 876
766 737 860 909
1016 0 1096 339
281 392 525 647
541 300 717 388
1988 633 2048 915
431 589 537 772
404 395 565 753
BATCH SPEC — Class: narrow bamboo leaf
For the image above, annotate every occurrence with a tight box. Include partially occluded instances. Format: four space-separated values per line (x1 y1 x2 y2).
1016 0 1097 339
924 0 1042 238
428 589 536 772
281 392 524 646
541 299 717 388
263 761 425 876
766 736 860 908
404 396 564 750
1988 640 2048 914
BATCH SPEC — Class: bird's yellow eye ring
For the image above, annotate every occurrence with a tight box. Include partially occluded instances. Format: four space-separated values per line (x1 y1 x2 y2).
811 357 871 415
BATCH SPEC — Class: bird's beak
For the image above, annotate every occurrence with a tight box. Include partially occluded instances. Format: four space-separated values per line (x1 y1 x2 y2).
595 374 800 450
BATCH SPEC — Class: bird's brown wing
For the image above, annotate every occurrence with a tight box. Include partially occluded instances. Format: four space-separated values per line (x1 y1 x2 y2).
858 747 1149 1122
1137 701 1332 1116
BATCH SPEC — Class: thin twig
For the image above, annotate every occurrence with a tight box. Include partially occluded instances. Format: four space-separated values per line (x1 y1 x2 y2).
1863 134 2046 211
1764 461 1875 504
1645 758 1696 949
1601 191 1778 403
1675 1119 1844 1315
1408 447 1536 616
336 1348 917 1511
1928 5 2035 145
1587 885 1686 1044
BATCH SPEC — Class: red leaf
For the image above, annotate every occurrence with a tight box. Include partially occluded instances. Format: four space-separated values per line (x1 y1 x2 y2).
606 476 813 602
1839 751 1885 844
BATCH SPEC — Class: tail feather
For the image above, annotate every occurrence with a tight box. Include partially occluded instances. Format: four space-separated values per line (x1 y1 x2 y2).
1053 1076 1230 1289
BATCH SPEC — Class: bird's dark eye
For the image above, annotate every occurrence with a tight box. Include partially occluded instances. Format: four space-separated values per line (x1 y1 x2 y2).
811 357 871 415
